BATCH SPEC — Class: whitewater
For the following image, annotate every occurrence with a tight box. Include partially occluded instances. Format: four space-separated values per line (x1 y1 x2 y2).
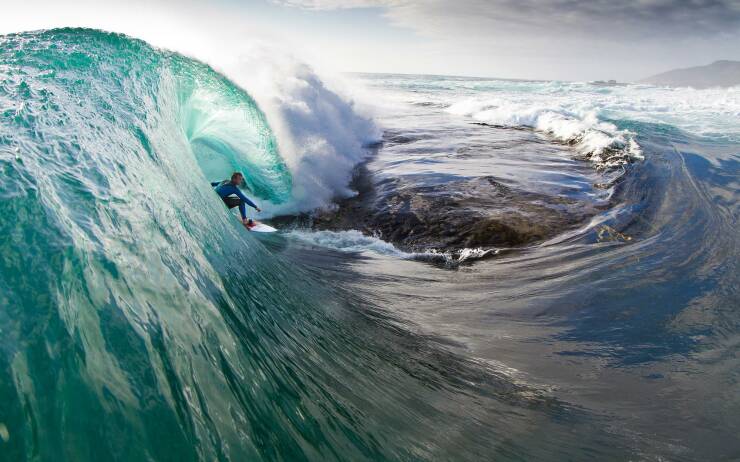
0 29 739 461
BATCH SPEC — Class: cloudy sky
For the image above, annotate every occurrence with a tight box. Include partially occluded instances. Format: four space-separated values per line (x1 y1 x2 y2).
1 0 739 81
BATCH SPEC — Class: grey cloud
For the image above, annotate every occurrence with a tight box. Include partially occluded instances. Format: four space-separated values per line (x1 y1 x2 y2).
273 0 740 39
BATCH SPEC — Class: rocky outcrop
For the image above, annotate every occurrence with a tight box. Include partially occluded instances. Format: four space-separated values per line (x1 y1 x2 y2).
274 167 598 252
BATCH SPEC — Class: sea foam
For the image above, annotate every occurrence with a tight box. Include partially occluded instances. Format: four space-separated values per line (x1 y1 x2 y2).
287 229 496 265
215 48 382 216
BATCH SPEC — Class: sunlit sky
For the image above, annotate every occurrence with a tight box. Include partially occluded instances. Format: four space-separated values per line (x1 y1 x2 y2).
2 0 739 81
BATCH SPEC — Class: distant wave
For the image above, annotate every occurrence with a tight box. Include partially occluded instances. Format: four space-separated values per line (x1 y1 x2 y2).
447 98 643 168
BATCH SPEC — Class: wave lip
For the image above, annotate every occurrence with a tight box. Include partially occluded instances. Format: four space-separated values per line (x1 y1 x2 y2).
447 98 644 168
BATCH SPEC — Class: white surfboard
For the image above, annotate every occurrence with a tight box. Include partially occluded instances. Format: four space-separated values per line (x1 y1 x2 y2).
219 191 276 232
248 221 277 233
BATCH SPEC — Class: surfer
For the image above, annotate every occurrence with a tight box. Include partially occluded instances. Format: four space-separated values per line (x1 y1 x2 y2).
212 172 262 229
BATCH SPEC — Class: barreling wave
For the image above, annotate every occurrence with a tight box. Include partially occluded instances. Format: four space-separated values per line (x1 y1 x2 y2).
0 27 293 202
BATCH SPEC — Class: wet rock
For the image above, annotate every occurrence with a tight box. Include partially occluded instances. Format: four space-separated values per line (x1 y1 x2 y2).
274 165 597 252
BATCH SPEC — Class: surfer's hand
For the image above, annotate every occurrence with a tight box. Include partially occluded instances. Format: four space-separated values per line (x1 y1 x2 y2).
256 207 262 213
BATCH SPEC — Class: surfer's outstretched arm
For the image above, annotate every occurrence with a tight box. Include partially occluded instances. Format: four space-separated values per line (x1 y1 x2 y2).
233 188 261 212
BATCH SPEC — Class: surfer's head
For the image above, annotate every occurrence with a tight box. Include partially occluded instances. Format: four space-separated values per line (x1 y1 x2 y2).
230 171 244 185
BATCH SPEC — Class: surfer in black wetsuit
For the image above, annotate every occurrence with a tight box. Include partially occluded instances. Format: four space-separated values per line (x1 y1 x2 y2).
212 172 262 229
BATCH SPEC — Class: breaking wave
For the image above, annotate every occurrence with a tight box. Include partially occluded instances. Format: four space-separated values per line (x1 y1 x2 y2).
447 98 643 168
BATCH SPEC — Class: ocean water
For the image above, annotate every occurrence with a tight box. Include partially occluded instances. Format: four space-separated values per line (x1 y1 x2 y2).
0 29 738 461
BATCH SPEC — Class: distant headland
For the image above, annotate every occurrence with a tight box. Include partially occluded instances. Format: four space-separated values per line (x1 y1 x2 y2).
640 60 740 89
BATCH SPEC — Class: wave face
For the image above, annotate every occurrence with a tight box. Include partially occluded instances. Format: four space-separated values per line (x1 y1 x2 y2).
0 28 312 459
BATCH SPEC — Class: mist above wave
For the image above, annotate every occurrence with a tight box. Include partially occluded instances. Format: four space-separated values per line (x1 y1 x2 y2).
214 46 381 215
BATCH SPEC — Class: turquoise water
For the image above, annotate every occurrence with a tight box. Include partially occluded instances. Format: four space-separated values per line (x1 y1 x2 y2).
1 29 739 461
1 28 572 462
